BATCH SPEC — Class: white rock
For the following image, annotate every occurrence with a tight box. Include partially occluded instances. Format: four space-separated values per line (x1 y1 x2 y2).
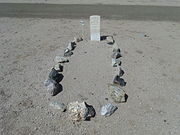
49 101 66 112
68 101 88 121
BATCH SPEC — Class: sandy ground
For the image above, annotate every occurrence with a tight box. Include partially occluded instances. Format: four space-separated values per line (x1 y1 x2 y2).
0 17 180 135
1 0 180 6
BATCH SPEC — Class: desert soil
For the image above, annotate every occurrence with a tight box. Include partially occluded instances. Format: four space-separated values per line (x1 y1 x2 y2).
0 17 180 135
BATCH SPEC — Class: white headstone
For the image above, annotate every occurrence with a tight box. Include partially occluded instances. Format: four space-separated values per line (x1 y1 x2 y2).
90 15 100 41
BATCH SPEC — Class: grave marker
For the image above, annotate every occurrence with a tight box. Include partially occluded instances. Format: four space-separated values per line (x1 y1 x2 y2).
90 15 100 41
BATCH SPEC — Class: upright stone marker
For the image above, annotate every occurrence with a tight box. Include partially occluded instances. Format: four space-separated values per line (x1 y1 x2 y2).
90 15 100 41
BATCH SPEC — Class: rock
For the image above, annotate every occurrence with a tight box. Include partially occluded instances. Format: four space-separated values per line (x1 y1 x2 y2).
54 64 63 72
68 101 95 121
119 67 124 77
64 51 73 57
113 75 126 86
54 56 69 63
67 42 75 51
49 68 62 82
73 37 83 43
112 58 121 67
44 78 61 96
49 101 66 112
113 48 121 53
100 103 117 116
111 51 121 59
108 84 126 103
106 36 114 45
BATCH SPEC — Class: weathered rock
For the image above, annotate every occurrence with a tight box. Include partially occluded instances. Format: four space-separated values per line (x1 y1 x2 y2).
112 58 121 67
100 103 117 116
54 64 63 72
108 84 126 103
44 78 61 96
113 75 126 86
106 36 114 45
49 101 66 112
67 42 75 51
68 101 95 121
54 56 69 63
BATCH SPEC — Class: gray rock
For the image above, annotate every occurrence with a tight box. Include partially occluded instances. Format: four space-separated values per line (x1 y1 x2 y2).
44 78 60 96
119 67 124 77
100 103 117 116
111 51 121 59
54 64 63 72
106 36 114 45
54 56 69 63
113 75 126 86
108 84 126 103
64 51 73 57
112 58 121 67
49 101 66 112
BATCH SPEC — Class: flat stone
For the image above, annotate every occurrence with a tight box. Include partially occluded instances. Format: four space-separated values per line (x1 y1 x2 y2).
100 103 117 116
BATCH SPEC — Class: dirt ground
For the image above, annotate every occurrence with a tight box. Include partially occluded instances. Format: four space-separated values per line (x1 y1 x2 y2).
0 17 180 135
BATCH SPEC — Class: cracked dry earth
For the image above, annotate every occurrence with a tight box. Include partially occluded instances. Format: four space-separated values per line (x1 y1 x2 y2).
0 17 180 135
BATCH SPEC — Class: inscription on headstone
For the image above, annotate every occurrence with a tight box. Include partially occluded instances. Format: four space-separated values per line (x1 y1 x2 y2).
90 15 100 41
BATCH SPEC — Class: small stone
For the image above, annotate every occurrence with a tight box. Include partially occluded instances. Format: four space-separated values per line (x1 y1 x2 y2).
119 67 124 77
100 103 117 116
106 36 114 45
113 75 126 86
54 64 63 72
44 78 61 96
54 56 69 63
112 58 121 67
49 101 66 112
108 84 126 103
49 68 61 82
64 51 73 57
111 51 121 59
67 42 75 51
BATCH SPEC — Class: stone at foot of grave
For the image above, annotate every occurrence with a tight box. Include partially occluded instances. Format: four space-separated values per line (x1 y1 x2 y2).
90 15 100 41
54 64 63 72
112 58 121 67
113 75 126 86
106 36 114 45
108 84 126 103
100 103 118 116
54 56 69 63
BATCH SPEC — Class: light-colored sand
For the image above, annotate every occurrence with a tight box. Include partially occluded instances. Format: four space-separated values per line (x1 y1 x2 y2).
0 18 180 135
1 0 180 6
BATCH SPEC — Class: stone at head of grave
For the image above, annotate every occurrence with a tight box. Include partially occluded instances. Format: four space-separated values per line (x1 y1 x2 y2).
68 101 89 121
113 75 126 86
119 67 124 77
111 51 122 59
49 101 66 112
90 15 100 41
112 58 121 67
100 103 118 116
108 84 126 103
106 36 114 45
54 63 63 72
44 78 62 96
54 56 69 63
